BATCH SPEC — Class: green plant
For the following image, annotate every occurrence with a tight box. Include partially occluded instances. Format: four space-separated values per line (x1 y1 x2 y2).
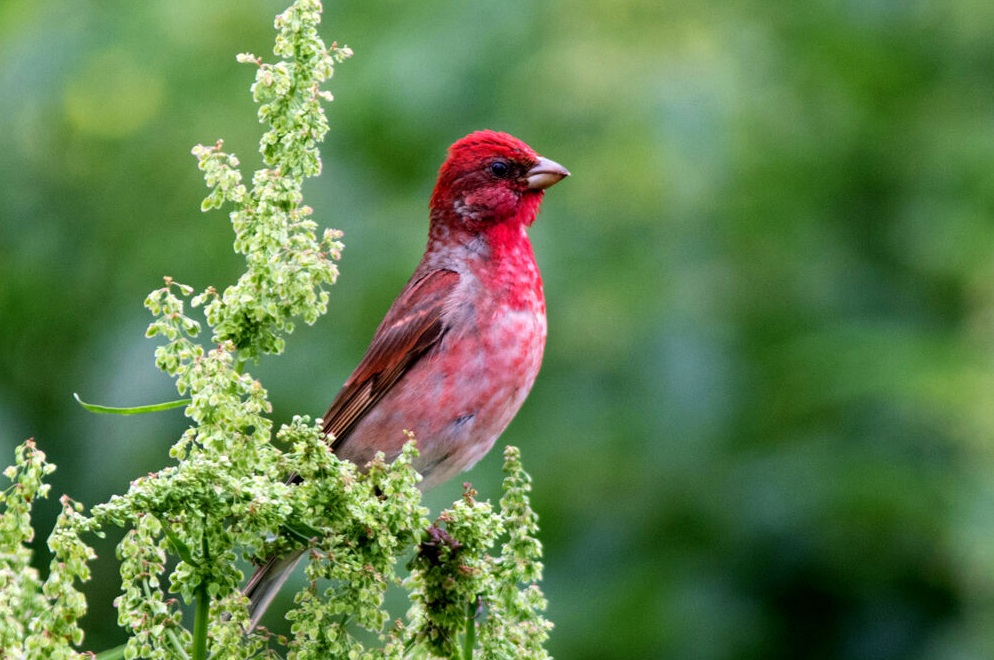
0 2 550 657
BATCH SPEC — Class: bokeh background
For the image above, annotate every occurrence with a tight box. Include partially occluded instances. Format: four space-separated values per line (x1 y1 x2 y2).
3 0 994 657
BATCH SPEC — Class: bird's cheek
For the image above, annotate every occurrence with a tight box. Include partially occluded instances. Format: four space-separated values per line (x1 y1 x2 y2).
464 188 516 218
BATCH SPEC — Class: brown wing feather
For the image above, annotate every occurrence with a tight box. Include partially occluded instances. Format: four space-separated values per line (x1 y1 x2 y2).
322 268 460 450
285 268 458 486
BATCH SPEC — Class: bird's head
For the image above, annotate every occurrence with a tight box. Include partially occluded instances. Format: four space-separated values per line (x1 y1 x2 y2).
430 130 569 229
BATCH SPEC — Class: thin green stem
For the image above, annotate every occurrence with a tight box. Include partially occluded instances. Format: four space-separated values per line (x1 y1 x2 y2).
192 582 209 660
140 579 190 660
94 644 126 660
462 598 477 660
167 627 191 660
192 533 210 660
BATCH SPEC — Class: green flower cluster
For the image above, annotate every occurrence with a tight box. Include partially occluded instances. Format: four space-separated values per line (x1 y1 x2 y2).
0 441 94 659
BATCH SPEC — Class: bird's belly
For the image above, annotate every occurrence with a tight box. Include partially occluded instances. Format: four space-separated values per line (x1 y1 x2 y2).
337 305 546 490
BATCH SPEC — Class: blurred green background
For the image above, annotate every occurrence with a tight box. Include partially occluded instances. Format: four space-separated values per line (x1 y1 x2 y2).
3 0 994 657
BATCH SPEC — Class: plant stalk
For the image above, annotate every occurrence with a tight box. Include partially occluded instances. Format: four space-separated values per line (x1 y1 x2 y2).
192 533 211 660
463 598 477 660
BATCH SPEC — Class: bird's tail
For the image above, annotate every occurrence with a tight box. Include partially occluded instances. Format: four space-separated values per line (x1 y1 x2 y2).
245 548 306 629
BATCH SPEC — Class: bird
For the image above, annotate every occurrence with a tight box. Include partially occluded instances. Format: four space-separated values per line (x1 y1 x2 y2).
244 130 569 627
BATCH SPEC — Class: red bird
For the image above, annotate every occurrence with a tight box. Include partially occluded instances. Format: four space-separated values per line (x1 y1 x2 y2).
245 130 569 626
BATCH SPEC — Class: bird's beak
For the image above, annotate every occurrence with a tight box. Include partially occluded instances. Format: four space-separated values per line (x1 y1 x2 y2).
526 157 570 190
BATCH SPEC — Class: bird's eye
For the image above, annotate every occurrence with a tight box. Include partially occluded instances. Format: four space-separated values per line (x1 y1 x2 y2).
488 160 511 179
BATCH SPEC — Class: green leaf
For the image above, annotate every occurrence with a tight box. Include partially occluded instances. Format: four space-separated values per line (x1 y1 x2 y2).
73 393 190 415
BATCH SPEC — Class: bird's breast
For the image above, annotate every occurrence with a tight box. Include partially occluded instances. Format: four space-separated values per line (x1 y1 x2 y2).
338 230 547 489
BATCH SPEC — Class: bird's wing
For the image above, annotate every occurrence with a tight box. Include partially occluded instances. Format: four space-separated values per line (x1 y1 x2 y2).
258 269 459 619
322 267 460 450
